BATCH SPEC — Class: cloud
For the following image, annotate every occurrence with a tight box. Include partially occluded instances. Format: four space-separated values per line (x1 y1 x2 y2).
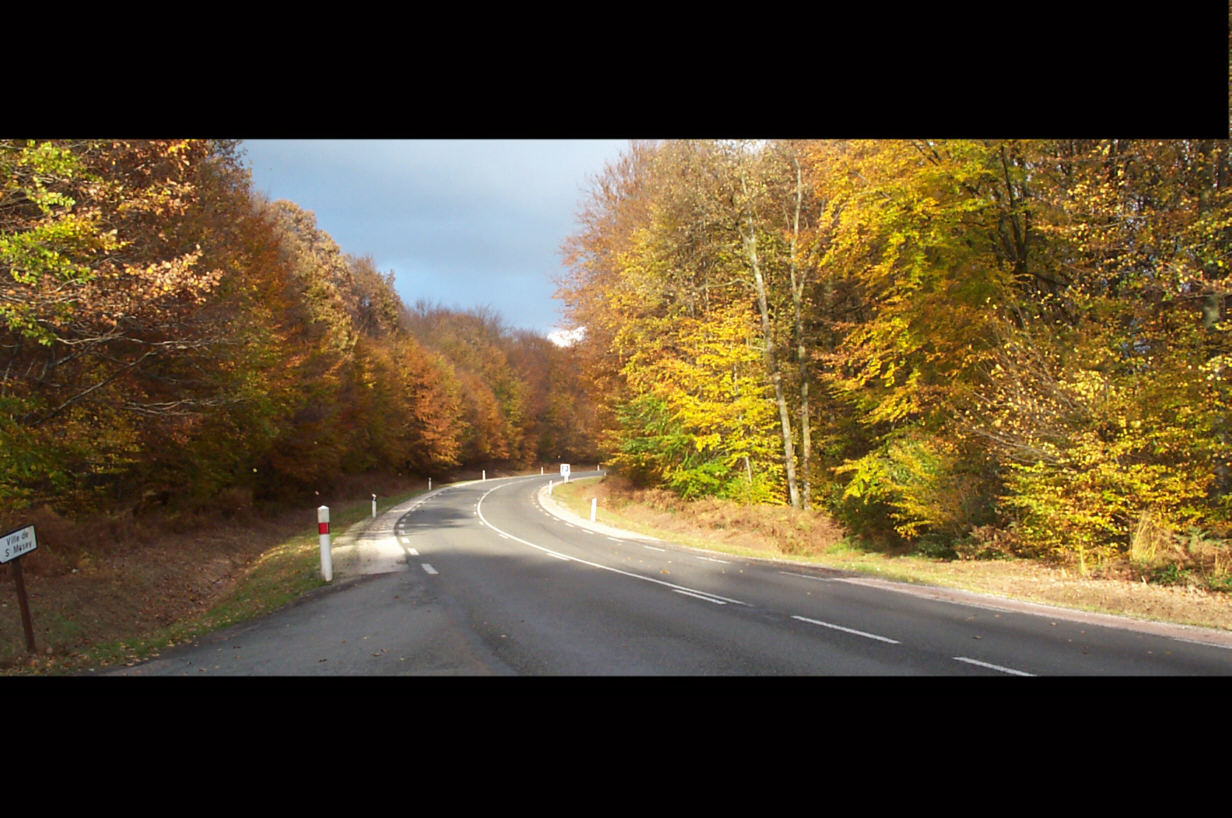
547 326 586 347
242 139 629 336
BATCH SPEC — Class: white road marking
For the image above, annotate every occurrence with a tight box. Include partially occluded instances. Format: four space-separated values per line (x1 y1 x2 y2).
792 615 900 644
698 556 730 564
779 570 839 582
674 589 727 605
421 564 438 575
1171 636 1232 650
476 482 747 606
643 545 667 552
952 656 1034 676
407 548 419 556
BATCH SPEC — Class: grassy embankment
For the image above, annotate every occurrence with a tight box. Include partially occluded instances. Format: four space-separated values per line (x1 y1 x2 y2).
0 465 559 675
0 481 433 675
551 475 1232 633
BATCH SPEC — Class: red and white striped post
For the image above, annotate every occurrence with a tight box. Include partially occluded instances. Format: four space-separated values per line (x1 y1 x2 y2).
318 505 332 582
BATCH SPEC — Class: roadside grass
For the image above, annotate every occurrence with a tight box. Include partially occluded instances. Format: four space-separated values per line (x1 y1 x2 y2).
0 485 428 675
552 475 1232 633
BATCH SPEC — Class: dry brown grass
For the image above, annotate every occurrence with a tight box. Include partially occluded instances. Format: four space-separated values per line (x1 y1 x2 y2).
585 476 846 557
562 475 1232 634
0 504 322 671
0 471 427 673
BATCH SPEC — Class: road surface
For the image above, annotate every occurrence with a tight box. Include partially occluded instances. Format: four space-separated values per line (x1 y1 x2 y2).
107 473 1232 676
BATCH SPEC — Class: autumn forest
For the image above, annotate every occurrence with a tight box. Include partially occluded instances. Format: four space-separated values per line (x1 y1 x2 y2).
558 138 1232 575
0 139 598 523
4 137 1232 584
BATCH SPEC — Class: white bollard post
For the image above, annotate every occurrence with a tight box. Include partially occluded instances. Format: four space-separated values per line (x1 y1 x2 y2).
372 493 377 518
540 466 544 475
590 497 597 522
318 505 332 582
482 469 486 481
428 477 432 491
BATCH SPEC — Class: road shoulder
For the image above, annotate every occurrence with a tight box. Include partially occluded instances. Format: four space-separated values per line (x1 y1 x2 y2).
536 484 1232 650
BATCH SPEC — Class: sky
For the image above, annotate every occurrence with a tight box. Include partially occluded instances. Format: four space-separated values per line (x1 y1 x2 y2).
240 139 631 342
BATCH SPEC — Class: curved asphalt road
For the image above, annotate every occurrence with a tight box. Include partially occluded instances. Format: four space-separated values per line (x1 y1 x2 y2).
107 473 1232 676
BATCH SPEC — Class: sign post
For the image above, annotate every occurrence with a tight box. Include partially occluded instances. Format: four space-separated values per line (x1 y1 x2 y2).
1 525 38 652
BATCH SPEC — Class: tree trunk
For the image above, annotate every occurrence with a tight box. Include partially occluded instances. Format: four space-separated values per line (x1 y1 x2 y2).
788 153 812 510
740 169 800 509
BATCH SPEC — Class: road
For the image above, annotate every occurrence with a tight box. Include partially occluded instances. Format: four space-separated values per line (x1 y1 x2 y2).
107 473 1232 676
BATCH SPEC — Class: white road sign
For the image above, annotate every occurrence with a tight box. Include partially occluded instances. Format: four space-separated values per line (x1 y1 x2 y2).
0 525 36 564
560 463 571 480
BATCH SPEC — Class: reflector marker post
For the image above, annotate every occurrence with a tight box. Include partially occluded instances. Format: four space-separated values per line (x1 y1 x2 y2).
318 505 332 582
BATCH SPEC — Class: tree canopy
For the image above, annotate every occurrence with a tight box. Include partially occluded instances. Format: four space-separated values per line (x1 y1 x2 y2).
1 139 599 519
557 138 1232 570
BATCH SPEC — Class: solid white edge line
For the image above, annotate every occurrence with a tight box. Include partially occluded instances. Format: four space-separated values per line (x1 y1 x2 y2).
952 656 1035 676
792 615 900 644
476 481 747 606
779 570 839 582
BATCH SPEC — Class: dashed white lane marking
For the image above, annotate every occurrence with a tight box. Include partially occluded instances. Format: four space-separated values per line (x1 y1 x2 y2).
408 548 419 556
674 589 728 605
421 564 438 575
606 536 622 542
644 545 667 552
952 656 1034 676
476 483 747 607
792 615 900 644
698 556 730 564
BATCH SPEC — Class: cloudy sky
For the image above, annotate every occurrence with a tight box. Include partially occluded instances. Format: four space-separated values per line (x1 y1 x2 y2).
240 139 631 340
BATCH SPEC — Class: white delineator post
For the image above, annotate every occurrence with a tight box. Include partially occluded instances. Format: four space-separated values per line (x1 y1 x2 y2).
371 493 377 518
590 497 597 522
318 505 332 582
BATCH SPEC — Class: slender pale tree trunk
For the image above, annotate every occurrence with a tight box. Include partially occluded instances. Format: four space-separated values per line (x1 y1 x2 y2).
787 153 812 510
740 168 800 509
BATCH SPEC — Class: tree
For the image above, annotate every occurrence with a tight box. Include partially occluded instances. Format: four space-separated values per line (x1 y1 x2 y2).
0 139 240 508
